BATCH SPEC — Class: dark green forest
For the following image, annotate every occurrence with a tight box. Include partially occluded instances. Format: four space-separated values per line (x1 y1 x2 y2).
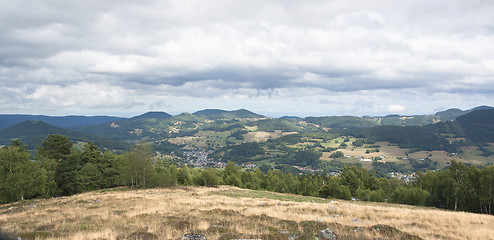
1 135 493 216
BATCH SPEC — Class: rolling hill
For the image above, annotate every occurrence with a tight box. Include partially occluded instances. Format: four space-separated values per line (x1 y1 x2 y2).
305 116 379 130
0 121 129 150
193 108 265 119
456 109 494 143
131 111 172 119
0 114 124 130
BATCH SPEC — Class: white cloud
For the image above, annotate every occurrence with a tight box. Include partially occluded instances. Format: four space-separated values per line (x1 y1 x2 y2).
388 104 406 113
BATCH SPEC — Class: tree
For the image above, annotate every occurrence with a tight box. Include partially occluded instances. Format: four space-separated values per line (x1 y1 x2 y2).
0 141 47 204
369 189 386 202
177 166 193 185
77 163 103 192
352 139 365 147
195 168 220 187
36 134 75 196
479 166 494 214
120 143 155 188
319 179 351 200
448 160 469 211
329 151 344 159
223 161 242 187
55 152 81 196
390 186 429 206
36 134 72 163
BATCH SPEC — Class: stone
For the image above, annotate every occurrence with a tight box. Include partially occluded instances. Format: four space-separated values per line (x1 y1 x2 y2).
352 218 361 223
353 227 362 232
181 234 207 240
332 214 340 218
316 219 323 223
317 228 337 240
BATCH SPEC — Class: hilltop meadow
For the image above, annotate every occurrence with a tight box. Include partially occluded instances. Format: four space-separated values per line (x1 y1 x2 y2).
1 186 493 240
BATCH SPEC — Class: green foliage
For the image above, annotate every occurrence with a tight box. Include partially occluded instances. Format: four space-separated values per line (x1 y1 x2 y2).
381 115 437 126
221 142 265 163
119 143 155 188
329 151 344 159
276 149 322 167
0 121 129 151
456 109 494 143
350 125 454 152
37 134 73 162
230 130 247 140
223 161 242 187
153 141 183 156
304 116 379 130
369 189 386 202
194 168 220 187
2 133 493 217
78 163 103 192
390 186 429 206
177 166 193 185
318 160 361 172
352 139 365 147
0 141 47 203
319 179 351 200
250 119 301 132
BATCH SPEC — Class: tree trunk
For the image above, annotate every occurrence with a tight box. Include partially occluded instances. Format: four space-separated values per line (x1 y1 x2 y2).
454 197 458 211
21 195 24 208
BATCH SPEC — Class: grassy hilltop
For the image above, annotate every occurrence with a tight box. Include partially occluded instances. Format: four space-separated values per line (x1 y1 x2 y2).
1 186 493 240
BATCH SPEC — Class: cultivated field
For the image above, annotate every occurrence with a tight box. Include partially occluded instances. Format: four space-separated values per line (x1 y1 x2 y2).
1 186 493 240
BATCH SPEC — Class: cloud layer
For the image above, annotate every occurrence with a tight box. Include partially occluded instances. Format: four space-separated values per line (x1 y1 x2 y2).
1 0 494 117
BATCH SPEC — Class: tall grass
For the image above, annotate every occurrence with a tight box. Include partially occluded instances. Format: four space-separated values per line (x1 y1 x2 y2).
1 186 493 239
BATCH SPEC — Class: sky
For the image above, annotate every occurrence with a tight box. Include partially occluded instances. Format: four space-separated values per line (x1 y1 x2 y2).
1 0 494 118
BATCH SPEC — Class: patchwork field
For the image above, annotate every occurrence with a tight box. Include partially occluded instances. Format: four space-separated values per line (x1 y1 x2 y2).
1 186 493 240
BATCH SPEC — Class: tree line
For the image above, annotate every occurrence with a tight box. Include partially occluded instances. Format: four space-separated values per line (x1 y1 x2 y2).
0 134 492 215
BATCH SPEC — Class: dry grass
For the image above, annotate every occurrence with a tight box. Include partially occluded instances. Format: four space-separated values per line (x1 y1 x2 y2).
1 186 493 240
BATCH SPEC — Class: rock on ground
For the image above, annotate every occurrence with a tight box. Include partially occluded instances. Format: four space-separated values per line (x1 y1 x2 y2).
318 228 337 240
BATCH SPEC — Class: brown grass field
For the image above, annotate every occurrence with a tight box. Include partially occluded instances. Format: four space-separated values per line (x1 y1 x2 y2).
1 186 493 240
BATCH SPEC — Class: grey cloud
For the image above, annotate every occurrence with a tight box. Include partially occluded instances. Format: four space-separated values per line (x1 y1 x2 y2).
1 0 493 116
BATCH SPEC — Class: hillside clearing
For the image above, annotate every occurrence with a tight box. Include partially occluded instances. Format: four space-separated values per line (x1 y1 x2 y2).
1 186 493 240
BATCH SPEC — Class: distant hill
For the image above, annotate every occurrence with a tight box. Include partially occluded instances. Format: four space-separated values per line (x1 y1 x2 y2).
0 121 129 150
455 109 494 143
0 114 124 130
435 108 465 121
193 109 264 119
248 118 303 132
435 106 494 121
280 116 301 119
348 108 494 153
131 111 172 119
380 114 437 126
305 116 379 130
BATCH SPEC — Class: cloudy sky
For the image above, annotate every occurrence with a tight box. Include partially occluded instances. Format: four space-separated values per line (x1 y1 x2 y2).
1 0 494 117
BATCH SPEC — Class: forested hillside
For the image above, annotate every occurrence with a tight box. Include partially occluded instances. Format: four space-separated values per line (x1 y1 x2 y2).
0 121 129 151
